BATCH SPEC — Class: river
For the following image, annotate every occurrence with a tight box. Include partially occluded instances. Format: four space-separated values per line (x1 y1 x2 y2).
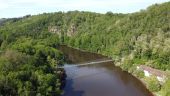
59 45 153 96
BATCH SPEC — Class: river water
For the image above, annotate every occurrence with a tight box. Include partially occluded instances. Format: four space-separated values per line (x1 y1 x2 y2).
59 45 153 96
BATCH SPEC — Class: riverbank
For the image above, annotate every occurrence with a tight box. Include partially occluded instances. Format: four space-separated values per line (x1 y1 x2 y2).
114 56 170 96
58 45 152 96
60 45 170 96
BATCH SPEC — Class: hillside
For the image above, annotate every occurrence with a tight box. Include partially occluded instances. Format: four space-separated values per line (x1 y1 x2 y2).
0 18 7 26
0 1 170 96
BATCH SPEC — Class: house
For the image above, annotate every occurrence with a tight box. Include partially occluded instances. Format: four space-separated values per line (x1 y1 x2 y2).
137 65 166 82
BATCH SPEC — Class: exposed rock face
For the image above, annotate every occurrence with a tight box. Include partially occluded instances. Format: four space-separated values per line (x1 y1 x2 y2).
67 24 77 36
48 24 77 37
48 26 62 36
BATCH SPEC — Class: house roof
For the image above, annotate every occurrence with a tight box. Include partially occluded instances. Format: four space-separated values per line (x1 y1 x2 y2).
138 65 165 77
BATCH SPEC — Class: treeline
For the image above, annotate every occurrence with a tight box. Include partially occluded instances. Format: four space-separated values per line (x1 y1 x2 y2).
0 1 170 95
0 17 64 95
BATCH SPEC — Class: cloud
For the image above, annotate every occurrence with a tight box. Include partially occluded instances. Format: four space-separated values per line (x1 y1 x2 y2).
0 0 9 9
0 0 168 9
6 0 152 8
0 0 169 18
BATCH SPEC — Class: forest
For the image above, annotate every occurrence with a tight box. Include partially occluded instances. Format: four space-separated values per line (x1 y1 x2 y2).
0 22 64 95
0 1 170 96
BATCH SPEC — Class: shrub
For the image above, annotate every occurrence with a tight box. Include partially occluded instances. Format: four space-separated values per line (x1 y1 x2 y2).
144 76 161 92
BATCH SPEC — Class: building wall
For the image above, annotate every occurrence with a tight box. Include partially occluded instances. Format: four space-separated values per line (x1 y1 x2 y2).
136 66 166 82
157 76 165 82
144 70 150 77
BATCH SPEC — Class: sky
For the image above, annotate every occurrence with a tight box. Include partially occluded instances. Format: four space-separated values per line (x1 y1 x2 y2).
0 0 169 18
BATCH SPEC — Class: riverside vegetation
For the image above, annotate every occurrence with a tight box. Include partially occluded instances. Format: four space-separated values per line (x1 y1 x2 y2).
0 1 170 96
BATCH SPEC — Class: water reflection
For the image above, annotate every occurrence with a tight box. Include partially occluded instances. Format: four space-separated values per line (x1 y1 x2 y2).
59 45 153 96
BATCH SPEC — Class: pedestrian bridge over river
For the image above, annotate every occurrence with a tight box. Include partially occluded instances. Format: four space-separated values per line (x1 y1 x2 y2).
58 59 114 68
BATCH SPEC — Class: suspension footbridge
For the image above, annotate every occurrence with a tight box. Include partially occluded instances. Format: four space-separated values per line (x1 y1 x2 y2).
58 59 114 68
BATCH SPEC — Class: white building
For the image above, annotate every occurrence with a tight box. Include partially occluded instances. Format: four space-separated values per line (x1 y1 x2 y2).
137 65 166 82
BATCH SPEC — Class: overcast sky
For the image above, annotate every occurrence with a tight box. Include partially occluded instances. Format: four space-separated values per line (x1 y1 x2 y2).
0 0 169 18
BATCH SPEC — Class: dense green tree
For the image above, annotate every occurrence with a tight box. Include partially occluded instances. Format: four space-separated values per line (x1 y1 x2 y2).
160 79 170 96
144 76 161 92
0 1 170 95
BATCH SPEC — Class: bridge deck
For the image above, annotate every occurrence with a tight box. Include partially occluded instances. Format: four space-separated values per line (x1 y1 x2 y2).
58 59 114 68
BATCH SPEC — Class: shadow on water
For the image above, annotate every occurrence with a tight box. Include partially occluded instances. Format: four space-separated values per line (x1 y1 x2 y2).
59 45 153 96
61 79 84 96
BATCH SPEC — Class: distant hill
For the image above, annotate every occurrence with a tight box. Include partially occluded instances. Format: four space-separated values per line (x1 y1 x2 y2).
0 18 6 26
1 2 169 70
0 1 170 95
